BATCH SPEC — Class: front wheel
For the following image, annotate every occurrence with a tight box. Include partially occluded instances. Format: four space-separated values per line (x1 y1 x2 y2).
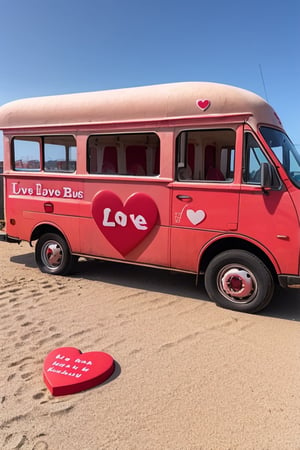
204 250 274 313
35 233 76 275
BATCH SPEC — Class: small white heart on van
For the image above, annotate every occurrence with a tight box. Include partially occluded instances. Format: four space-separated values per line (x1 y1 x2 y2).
186 209 206 225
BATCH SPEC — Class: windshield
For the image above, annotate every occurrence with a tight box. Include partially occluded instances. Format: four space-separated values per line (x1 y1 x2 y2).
260 126 300 188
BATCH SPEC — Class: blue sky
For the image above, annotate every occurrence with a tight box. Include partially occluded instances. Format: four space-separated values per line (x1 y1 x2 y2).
0 0 299 158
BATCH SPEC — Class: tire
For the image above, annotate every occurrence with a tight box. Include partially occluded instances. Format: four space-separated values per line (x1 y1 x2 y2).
204 250 274 313
35 233 76 275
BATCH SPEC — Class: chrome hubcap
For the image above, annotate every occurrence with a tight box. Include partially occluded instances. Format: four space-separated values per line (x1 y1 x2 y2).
218 265 257 303
42 241 63 268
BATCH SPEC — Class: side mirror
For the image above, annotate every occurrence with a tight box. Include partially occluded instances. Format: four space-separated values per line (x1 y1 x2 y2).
260 162 272 191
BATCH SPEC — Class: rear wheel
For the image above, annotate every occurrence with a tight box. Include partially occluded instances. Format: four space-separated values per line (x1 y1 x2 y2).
35 233 76 275
204 250 274 313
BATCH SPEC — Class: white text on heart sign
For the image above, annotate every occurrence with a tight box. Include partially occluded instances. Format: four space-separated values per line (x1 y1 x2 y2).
103 207 148 230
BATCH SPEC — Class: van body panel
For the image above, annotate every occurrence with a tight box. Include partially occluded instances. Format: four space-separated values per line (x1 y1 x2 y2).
170 183 240 271
238 185 299 274
78 179 171 266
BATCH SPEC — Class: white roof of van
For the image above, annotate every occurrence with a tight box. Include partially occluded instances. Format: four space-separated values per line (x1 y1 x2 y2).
0 82 282 130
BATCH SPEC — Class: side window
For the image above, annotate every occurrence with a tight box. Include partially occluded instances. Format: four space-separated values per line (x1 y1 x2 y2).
243 133 268 183
87 133 160 176
44 136 77 172
12 137 41 171
12 136 77 172
243 133 280 187
176 129 235 182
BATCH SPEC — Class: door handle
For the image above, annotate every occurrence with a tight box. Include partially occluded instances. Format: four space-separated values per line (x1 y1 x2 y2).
176 195 192 201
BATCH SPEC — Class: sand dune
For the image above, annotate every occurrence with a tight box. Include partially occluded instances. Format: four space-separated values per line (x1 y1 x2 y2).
0 241 300 449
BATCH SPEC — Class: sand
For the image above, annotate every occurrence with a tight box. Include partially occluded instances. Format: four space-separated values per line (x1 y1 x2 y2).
0 240 299 450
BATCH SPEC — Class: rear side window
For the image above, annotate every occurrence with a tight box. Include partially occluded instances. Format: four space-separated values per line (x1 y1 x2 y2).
44 136 76 172
13 137 41 171
12 136 77 172
87 133 160 176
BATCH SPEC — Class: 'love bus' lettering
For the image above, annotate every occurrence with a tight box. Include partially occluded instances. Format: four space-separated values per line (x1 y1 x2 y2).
10 182 84 199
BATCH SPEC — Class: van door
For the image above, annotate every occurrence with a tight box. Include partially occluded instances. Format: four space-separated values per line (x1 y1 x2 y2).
170 128 240 272
238 131 299 275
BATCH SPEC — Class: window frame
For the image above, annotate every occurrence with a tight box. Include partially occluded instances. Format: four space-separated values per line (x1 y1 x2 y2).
11 135 77 173
87 132 160 177
242 131 281 189
12 136 42 172
175 128 236 183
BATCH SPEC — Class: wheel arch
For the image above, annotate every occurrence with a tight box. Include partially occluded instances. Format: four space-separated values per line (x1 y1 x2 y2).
198 236 279 283
30 223 70 249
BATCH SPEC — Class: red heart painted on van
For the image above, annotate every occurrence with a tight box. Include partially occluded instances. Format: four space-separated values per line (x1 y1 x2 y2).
43 347 115 396
196 99 210 111
92 191 159 255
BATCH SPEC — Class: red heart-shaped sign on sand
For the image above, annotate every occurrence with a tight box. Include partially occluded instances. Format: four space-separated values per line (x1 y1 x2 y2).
92 191 159 255
196 99 210 111
43 347 115 396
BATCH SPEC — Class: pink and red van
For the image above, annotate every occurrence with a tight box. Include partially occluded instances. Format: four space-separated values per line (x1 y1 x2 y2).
1 82 300 313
